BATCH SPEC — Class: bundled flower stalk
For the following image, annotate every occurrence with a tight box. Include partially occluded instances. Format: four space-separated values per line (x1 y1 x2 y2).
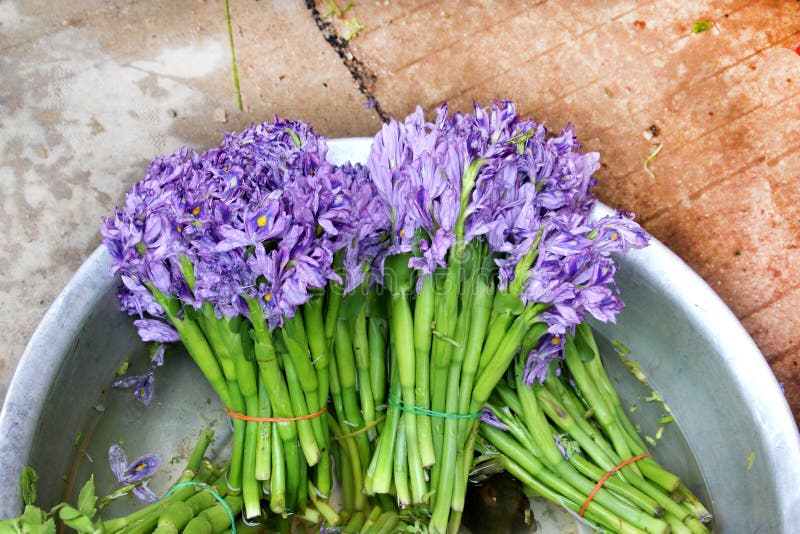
101 119 388 522
86 101 714 533
360 101 666 532
477 323 712 534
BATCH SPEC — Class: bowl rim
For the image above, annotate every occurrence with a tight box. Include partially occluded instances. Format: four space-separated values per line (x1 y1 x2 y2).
1 137 798 523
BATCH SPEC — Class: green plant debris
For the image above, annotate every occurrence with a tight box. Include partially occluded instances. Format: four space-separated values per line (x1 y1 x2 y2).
611 339 631 355
74 432 82 448
223 0 243 112
658 415 675 424
655 425 665 440
645 391 663 403
643 143 663 179
115 360 130 376
618 354 648 384
323 0 355 18
692 20 712 33
343 18 366 40
20 467 38 506
603 87 613 98
629 404 638 413
645 435 657 447
746 451 755 470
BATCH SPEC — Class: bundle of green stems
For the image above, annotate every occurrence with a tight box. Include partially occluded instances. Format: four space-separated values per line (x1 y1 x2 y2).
476 323 712 534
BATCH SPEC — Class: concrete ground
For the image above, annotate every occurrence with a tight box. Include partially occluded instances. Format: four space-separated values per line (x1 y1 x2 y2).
1 0 799 427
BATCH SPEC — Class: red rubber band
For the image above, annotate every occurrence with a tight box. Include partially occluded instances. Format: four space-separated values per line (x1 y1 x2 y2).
579 453 651 517
225 405 327 423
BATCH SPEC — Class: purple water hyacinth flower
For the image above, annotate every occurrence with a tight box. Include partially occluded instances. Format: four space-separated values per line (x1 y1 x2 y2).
480 408 509 431
112 371 155 405
108 444 161 503
151 344 166 367
523 334 566 385
133 319 180 343
554 434 570 461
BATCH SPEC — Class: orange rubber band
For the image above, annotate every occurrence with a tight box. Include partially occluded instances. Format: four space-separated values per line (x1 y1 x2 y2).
579 453 651 517
225 405 327 423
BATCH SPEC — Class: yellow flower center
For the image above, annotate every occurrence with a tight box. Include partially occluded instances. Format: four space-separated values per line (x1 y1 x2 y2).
611 232 620 240
257 215 267 227
192 206 201 216
550 336 561 345
264 293 272 303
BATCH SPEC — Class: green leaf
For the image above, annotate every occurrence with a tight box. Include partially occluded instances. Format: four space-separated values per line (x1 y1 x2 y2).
692 20 711 33
492 291 524 315
77 476 97 518
338 293 366 320
20 467 38 506
59 505 95 533
20 505 46 525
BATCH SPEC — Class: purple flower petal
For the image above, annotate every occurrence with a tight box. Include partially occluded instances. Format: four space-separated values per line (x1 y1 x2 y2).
121 453 162 484
133 319 179 343
133 372 155 406
132 482 159 503
108 444 128 483
151 344 166 367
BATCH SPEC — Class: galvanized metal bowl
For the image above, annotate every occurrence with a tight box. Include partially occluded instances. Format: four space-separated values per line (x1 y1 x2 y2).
1 139 799 531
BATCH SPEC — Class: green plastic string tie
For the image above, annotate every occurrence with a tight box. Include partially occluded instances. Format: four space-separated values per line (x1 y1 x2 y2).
165 481 236 534
388 393 482 419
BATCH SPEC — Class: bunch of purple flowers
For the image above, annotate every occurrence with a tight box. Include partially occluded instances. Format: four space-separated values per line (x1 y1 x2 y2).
99 102 669 533
102 118 389 520
363 101 649 532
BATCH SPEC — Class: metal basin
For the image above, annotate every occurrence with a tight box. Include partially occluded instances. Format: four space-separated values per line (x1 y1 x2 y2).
1 138 799 532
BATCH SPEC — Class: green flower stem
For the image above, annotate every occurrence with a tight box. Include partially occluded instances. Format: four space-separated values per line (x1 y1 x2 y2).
565 335 637 471
413 274 436 467
353 303 377 441
148 287 230 407
510 373 668 533
664 513 693 534
393 421 411 507
302 295 333 496
498 453 646 534
429 269 449 459
254 377 272 481
282 354 322 467
327 346 346 432
240 394 261 519
477 311 512 376
297 450 309 513
451 415 480 513
455 272 494 441
676 483 713 522
152 502 194 534
281 313 326 455
333 320 370 469
532 386 664 515
269 425 286 515
334 435 354 512
284 438 302 514
246 298 298 446
344 511 366 533
364 355 401 495
385 254 426 504
328 413 367 512
183 495 242 534
308 480 341 526
469 309 541 414
368 315 388 408
481 425 666 534
684 517 711 534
